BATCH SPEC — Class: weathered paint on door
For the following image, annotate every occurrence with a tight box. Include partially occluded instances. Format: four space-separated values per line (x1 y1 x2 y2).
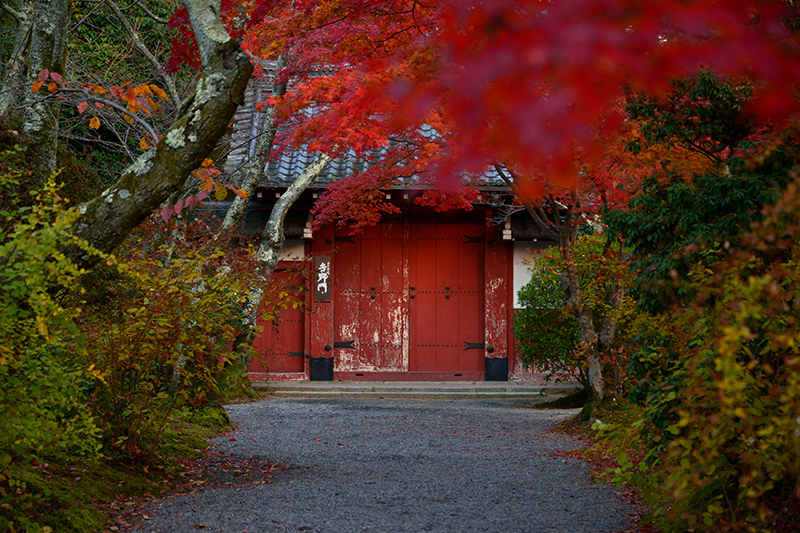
250 269 306 377
333 219 408 372
333 214 485 375
409 215 485 373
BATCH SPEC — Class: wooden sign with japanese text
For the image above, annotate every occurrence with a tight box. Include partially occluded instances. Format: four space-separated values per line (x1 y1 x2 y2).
314 256 332 302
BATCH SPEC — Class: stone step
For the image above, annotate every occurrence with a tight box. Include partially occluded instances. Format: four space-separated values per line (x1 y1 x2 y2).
252 381 581 400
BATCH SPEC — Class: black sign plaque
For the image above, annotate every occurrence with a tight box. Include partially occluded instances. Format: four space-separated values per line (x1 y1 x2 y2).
314 256 332 302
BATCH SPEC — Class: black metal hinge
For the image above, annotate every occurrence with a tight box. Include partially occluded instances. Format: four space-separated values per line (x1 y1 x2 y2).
334 340 356 350
463 235 485 244
463 341 485 351
288 351 306 357
334 236 356 244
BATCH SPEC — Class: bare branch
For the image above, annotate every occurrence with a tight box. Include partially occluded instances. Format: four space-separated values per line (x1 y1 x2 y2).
131 0 169 24
494 163 557 240
70 0 106 31
0 0 24 22
103 0 181 107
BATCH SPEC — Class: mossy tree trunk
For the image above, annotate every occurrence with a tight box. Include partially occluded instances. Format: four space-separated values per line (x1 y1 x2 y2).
71 0 253 265
256 153 332 277
22 0 70 187
0 1 35 118
234 153 332 348
220 56 288 234
3 0 253 263
495 164 623 416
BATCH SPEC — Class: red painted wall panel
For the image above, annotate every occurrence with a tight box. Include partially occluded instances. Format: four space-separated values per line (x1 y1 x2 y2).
250 268 306 375
485 215 509 360
310 224 335 364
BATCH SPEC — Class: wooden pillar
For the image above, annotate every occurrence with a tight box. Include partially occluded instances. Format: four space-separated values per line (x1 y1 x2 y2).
309 223 335 380
484 211 509 380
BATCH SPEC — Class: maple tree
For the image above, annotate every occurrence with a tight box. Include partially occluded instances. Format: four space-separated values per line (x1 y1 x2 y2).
3 0 800 528
234 0 799 190
3 0 797 408
176 0 799 405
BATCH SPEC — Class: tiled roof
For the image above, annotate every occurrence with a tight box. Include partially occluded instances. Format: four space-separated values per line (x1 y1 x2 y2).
226 62 509 191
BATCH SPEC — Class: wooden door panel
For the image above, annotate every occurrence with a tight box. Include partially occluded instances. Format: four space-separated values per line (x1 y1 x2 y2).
334 221 406 372
251 270 305 374
410 220 439 370
331 214 485 376
409 216 485 373
333 226 363 371
358 224 383 369
377 220 406 370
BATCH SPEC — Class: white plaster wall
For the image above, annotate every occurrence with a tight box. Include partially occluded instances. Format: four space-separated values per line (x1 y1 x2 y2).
279 239 306 261
513 241 553 308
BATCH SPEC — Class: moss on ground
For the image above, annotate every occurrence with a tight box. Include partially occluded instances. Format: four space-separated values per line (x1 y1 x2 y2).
3 405 231 533
530 388 588 409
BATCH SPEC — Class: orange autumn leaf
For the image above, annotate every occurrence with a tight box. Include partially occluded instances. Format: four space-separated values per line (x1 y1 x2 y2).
89 116 101 129
150 84 169 101
137 84 153 97
31 81 44 92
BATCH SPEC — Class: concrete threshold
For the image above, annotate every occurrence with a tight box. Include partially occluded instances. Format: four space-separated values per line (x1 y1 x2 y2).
252 380 582 400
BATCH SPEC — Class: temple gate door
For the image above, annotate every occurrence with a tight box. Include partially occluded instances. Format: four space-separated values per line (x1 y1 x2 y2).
408 214 485 377
333 219 408 373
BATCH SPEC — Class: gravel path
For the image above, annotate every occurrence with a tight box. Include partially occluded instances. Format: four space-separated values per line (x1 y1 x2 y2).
130 398 634 532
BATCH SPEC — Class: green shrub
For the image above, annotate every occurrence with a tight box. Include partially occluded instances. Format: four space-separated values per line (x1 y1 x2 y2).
79 216 262 463
0 168 102 532
656 198 800 531
513 261 583 384
513 234 637 389
607 178 800 532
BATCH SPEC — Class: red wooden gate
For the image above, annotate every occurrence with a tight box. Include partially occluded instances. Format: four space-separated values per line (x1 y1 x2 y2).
333 213 485 378
409 215 485 374
250 269 306 379
333 219 408 373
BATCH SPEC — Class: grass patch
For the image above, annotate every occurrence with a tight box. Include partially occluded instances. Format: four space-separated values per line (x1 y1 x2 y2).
1 405 231 533
552 400 655 532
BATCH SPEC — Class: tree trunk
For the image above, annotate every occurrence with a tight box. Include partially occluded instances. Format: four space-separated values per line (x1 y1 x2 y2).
597 269 625 394
237 153 331 325
231 153 331 362
256 153 331 276
220 57 287 233
22 0 70 187
71 0 253 264
0 1 35 118
561 234 604 403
